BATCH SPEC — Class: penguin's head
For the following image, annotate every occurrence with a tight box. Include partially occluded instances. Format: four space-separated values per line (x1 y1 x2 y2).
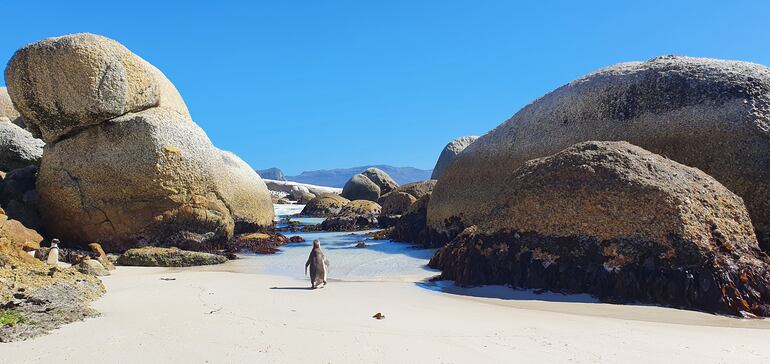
313 240 320 248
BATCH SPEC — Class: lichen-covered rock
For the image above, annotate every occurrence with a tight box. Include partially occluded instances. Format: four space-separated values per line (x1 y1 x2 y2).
380 191 417 215
300 194 350 217
431 136 478 179
321 200 381 231
8 34 274 251
429 56 770 250
361 167 399 195
5 33 190 143
0 210 103 342
339 200 381 216
117 246 227 267
341 174 380 201
0 209 42 252
430 141 770 317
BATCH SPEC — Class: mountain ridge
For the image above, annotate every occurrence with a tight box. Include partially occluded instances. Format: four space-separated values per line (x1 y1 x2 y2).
257 165 433 188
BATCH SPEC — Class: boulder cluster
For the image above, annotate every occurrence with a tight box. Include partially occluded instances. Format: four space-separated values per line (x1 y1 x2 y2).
299 169 436 231
401 56 770 317
2 33 274 252
0 33 277 340
341 167 399 202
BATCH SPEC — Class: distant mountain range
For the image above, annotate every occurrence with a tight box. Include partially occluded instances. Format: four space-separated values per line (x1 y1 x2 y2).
257 165 433 188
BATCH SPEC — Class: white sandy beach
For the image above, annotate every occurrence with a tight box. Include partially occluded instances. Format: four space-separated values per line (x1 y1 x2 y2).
1 263 769 364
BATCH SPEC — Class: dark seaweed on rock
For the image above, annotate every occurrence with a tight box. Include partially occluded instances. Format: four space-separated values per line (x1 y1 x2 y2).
430 228 770 317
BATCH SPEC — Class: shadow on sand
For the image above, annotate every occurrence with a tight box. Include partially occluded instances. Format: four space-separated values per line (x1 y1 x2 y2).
270 286 314 290
417 280 599 304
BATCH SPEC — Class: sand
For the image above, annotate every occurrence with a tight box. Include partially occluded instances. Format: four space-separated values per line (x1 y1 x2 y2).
1 264 769 364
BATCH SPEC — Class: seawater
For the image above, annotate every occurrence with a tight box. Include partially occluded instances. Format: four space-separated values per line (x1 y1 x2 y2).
228 204 438 282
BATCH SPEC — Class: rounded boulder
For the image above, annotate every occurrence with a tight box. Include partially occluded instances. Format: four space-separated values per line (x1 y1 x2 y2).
341 174 380 201
429 56 770 249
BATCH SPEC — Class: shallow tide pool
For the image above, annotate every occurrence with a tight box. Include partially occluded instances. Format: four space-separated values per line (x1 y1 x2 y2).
229 204 438 282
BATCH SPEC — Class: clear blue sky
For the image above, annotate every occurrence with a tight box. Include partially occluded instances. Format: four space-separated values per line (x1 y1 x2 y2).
2 1 769 175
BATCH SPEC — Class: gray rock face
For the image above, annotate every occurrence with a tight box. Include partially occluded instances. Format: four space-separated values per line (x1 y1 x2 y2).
9 33 273 251
341 174 381 201
361 167 399 195
289 185 315 203
0 122 44 171
257 167 286 181
429 56 770 249
0 87 25 128
431 136 478 179
5 33 190 143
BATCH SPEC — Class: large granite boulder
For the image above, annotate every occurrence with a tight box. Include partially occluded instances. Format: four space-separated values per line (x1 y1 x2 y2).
5 33 190 142
361 167 398 195
429 56 770 250
430 141 770 317
7 34 273 252
341 174 380 201
431 136 478 180
300 194 350 217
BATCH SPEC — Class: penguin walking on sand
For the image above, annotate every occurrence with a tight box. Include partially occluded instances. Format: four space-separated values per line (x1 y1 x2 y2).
305 240 329 289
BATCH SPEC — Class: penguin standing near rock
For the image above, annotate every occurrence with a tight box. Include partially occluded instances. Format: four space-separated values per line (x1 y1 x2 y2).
46 238 60 266
305 240 329 289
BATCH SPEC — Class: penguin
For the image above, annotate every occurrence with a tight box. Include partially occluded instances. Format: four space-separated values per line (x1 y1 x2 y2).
47 239 60 266
305 240 329 289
